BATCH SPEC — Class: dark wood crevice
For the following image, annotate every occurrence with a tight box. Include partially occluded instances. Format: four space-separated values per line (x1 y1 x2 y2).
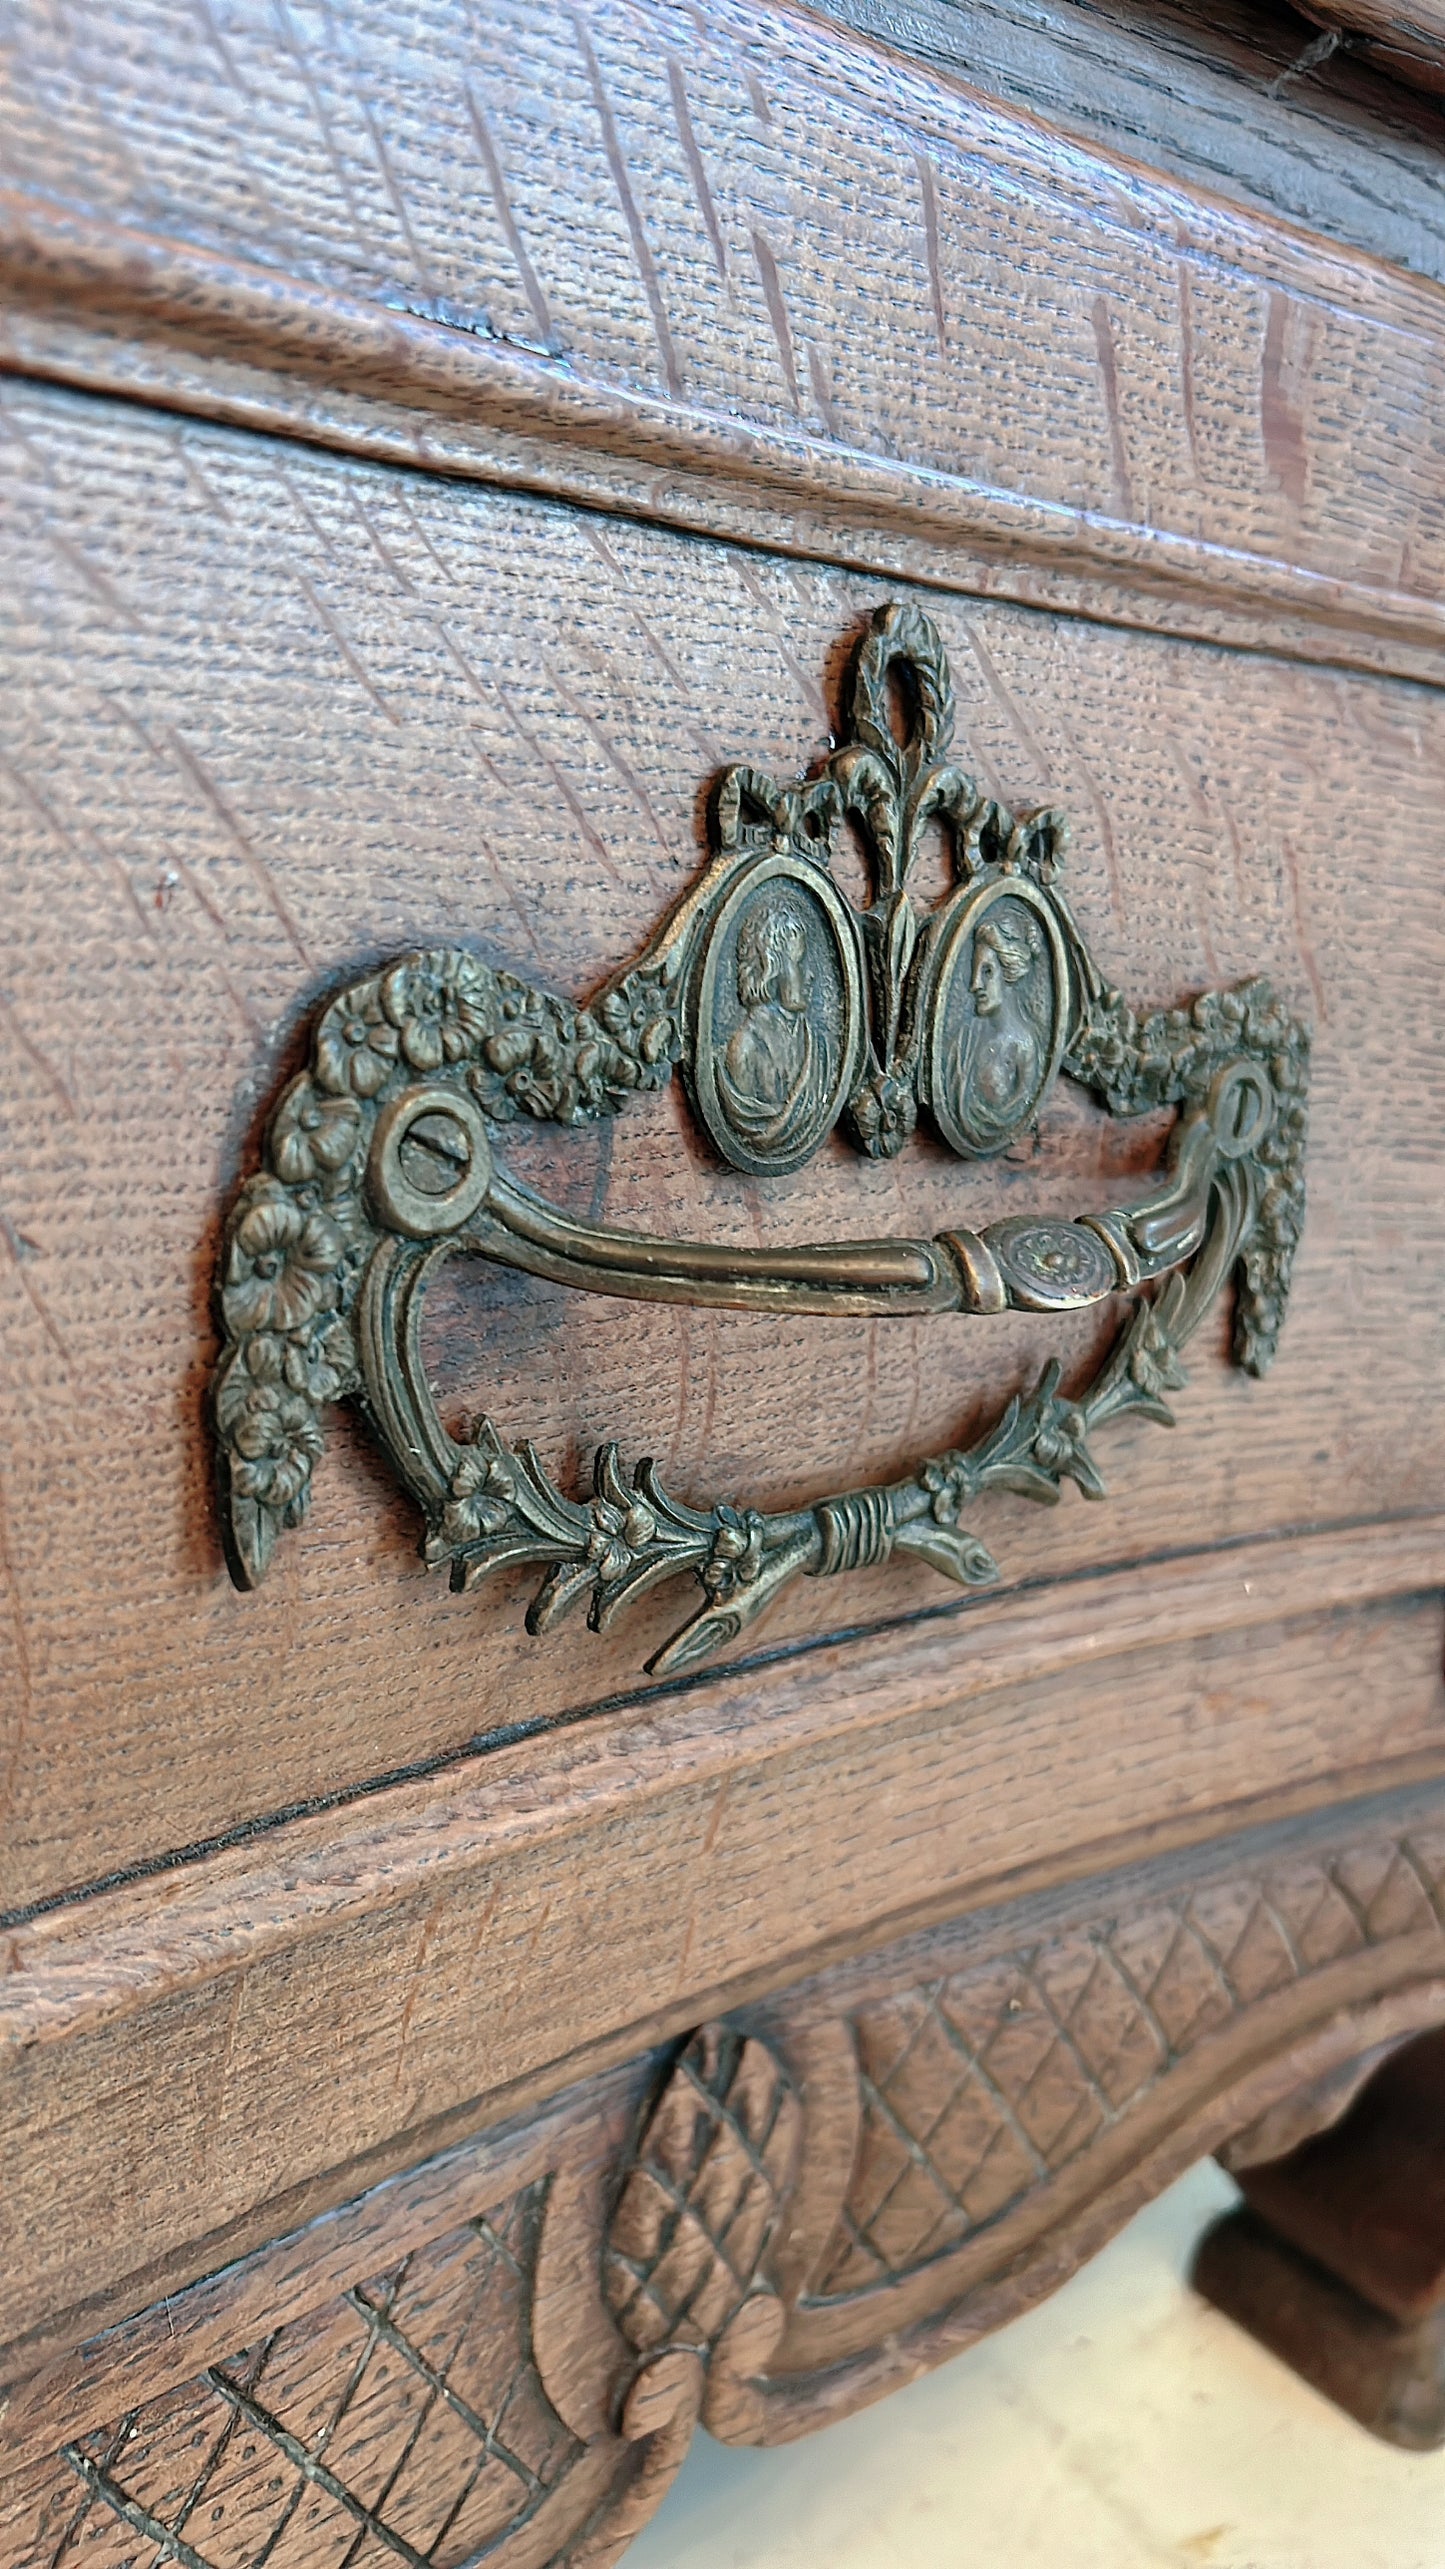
820 0 1445 279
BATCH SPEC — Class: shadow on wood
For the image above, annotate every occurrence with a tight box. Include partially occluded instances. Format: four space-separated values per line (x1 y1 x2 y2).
1195 2027 1445 2449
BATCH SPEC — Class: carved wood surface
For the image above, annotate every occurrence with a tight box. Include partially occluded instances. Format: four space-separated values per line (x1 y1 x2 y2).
3 375 1444 1917
8 1785 1445 2564
3 0 1445 679
1 0 1443 2454
2 343 1444 2403
5 1551 1444 2374
5 2184 614 2569
774 1803 1445 2389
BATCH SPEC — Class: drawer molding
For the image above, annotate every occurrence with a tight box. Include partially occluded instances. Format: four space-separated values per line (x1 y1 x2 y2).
4 1523 1444 2385
6 0 1445 689
3 187 1444 688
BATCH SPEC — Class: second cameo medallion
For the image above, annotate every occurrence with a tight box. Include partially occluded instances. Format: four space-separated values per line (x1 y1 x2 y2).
923 873 1069 1158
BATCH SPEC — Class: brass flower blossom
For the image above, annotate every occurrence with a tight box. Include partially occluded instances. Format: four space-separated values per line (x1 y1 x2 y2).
442 1444 519 1545
230 1381 324 1513
271 1079 363 1185
222 1192 343 1337
315 977 401 1098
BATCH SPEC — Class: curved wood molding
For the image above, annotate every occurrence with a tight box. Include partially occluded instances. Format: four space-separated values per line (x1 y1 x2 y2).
3 1515 1444 2379
12 1518 1443 2055
7 1780 1445 2563
3 0 1445 683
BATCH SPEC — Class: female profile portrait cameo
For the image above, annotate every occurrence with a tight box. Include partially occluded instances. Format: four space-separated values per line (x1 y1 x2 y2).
691 855 864 1174
924 875 1069 1158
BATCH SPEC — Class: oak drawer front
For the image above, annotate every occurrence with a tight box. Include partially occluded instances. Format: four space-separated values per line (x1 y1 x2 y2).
4 364 1443 2383
1 0 1442 2475
9 1785 1445 2562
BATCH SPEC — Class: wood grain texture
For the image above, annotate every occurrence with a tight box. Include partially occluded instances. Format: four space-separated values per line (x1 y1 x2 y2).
0 2059 659 2479
2 0 1444 2448
2 2180 625 2569
3 381 1445 1922
825 0 1445 279
8 1783 1445 2564
3 1558 1444 2373
749 1782 1445 2421
12 1519 1445 2052
3 0 1445 678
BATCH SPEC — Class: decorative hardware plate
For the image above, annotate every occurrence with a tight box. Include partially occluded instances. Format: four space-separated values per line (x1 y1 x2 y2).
212 605 1309 1675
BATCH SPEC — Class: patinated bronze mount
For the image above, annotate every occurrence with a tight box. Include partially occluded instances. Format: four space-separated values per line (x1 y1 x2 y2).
212 604 1310 1673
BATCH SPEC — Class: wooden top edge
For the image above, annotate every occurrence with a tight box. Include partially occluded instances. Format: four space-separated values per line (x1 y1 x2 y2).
1301 0 1445 94
773 0 1445 294
684 0 1445 309
3 190 1445 687
5 1511 1443 2061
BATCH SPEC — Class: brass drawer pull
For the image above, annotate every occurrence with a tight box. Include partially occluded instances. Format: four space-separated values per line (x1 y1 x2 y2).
213 606 1309 1674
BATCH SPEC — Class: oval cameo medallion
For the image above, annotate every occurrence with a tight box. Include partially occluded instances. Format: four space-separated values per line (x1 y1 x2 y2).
925 876 1068 1159
691 855 865 1175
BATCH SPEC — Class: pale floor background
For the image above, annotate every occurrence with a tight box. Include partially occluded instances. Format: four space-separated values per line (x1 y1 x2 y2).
628 2161 1445 2569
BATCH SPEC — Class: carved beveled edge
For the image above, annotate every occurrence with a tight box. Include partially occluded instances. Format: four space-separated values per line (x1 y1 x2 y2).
6 1515 1444 2061
210 601 1310 1676
9 1785 1445 2564
586 1783 1445 2449
5 192 1445 695
0 2056 661 2464
8 1512 1443 2396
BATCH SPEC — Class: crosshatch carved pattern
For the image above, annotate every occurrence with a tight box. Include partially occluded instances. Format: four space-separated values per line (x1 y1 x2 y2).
816 1829 1445 2298
11 1811 1445 2567
22 2184 581 2569
604 2027 801 2354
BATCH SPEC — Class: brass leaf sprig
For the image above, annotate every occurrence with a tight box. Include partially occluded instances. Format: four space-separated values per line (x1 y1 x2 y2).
422 1271 1209 1678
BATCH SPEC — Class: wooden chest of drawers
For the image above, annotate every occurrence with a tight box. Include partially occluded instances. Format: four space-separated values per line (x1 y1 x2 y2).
2 0 1444 2553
